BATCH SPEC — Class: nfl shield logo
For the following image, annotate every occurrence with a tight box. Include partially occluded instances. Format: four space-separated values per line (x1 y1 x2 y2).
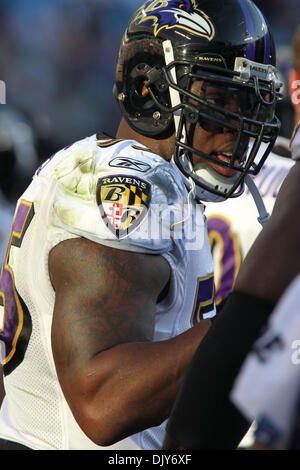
96 175 151 239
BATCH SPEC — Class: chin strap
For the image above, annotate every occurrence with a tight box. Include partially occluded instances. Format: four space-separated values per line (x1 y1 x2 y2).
244 174 269 227
170 176 196 230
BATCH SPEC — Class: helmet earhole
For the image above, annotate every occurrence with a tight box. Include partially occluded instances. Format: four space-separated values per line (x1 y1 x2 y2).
135 77 150 97
141 82 149 97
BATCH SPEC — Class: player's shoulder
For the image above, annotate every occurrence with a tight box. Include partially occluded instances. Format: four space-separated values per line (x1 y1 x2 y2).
39 133 188 254
95 131 162 175
42 132 187 204
94 132 184 192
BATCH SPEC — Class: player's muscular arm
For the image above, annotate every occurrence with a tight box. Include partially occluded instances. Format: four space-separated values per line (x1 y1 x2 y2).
49 238 211 446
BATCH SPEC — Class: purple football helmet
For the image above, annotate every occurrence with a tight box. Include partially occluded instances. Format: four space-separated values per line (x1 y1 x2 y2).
114 0 283 201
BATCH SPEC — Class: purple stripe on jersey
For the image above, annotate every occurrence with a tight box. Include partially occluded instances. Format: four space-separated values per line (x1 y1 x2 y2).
0 269 18 358
191 275 214 326
238 0 256 61
0 202 32 359
13 203 31 234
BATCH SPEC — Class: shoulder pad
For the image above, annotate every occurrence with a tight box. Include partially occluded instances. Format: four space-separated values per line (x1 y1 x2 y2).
94 138 188 244
51 135 189 254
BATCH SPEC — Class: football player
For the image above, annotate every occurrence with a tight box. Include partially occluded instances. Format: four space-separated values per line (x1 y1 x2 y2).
228 23 300 451
163 123 300 450
205 137 293 307
202 130 294 451
0 0 282 450
204 22 300 306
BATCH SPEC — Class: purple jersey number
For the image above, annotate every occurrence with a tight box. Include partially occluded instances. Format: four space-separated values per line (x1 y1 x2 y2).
207 215 242 304
190 273 215 326
0 200 34 375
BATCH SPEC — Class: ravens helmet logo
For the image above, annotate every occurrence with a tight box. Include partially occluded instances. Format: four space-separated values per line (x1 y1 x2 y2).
134 0 215 40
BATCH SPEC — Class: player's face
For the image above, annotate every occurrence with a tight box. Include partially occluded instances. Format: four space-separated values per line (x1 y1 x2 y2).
189 80 249 177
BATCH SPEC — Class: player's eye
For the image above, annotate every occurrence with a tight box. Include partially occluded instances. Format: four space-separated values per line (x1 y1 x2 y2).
205 94 230 108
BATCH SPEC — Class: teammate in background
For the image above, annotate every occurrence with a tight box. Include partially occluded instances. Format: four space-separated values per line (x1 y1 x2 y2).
204 134 294 449
289 24 300 127
205 24 300 305
205 140 293 306
163 125 300 451
230 23 300 451
0 1 282 450
163 23 300 451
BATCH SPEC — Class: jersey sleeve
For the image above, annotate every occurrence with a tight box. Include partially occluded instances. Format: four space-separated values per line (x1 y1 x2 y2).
47 136 188 255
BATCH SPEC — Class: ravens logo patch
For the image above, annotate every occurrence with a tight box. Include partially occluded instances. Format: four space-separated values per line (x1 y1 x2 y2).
96 175 151 239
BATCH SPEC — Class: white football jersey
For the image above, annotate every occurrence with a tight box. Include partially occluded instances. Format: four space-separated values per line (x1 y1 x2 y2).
205 137 294 304
0 133 215 450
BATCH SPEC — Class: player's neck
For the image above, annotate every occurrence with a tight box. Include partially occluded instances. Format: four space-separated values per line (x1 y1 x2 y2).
116 118 174 161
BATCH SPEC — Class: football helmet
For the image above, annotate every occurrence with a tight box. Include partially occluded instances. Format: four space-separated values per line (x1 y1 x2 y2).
113 0 283 201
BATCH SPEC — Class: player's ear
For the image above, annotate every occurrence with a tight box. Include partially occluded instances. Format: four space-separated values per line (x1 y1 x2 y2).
289 68 300 108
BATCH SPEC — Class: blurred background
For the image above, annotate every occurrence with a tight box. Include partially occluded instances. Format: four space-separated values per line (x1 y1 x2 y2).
0 0 299 208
